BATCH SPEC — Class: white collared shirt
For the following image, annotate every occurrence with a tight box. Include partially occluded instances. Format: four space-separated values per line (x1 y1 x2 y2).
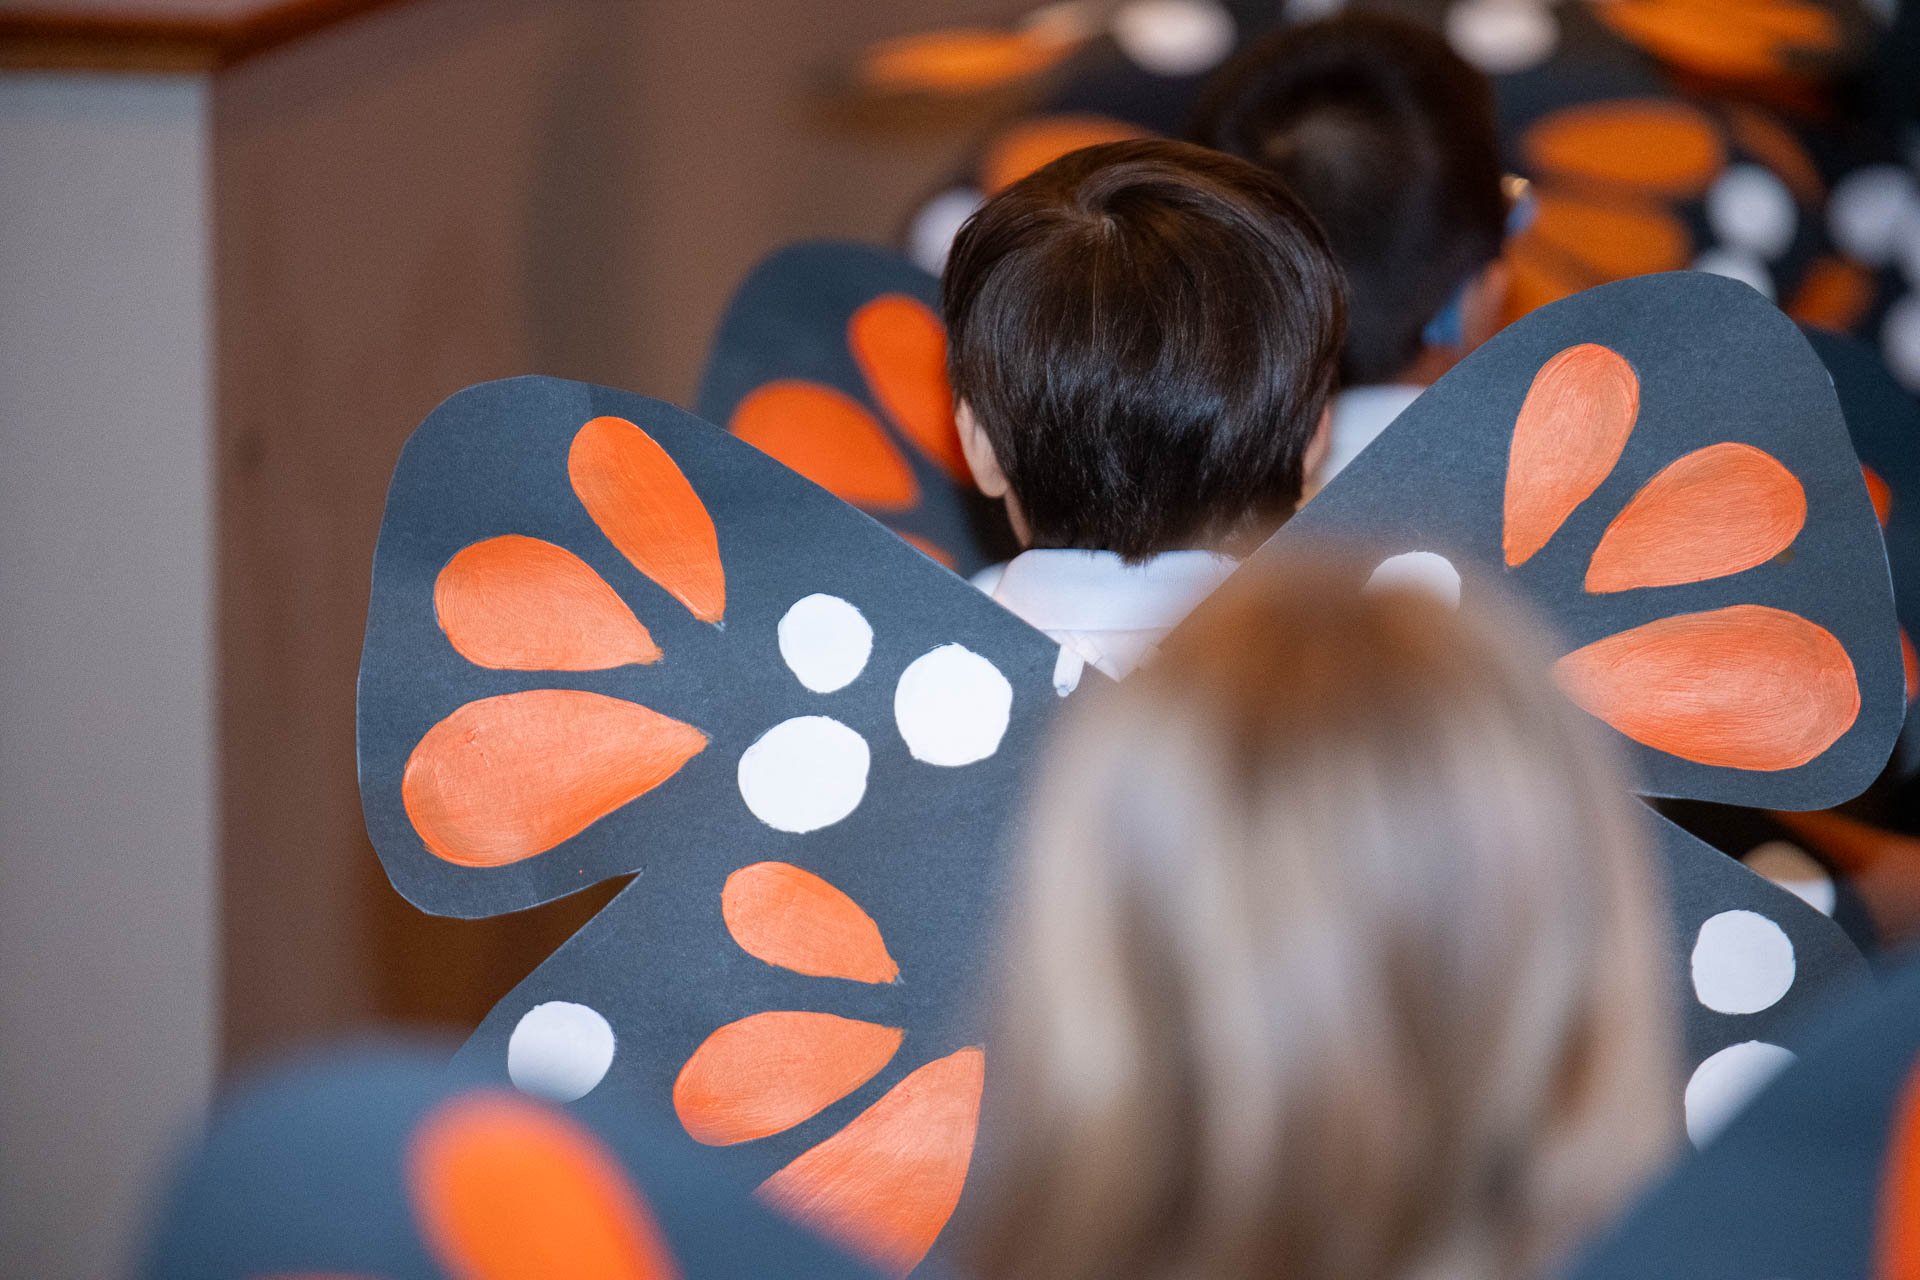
972 548 1238 692
1320 383 1422 486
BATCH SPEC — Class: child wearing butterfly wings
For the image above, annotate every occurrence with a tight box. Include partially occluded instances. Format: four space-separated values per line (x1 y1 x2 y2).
964 553 1680 1280
944 138 1347 687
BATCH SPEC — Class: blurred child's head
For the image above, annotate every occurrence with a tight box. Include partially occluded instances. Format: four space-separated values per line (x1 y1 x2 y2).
968 553 1677 1280
1193 15 1509 387
941 138 1346 561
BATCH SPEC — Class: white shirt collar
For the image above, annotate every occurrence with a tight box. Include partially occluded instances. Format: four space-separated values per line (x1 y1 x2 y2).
1322 383 1422 484
978 547 1238 636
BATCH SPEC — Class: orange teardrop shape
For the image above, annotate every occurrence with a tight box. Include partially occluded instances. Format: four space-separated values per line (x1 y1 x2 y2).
674 1012 905 1147
436 536 660 671
570 416 726 625
1504 344 1640 567
723 862 899 983
1788 256 1878 333
759 1047 986 1278
1586 443 1805 593
860 27 1079 94
1517 190 1693 282
1522 100 1725 197
849 296 971 482
730 381 920 511
1593 0 1840 82
1880 1060 1920 1280
1500 240 1601 325
402 690 706 867
1729 106 1825 205
409 1092 680 1280
1867 466 1895 529
980 114 1151 193
1555 605 1859 771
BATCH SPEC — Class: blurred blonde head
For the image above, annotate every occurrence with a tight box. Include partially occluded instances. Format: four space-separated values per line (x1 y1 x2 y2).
967 552 1678 1280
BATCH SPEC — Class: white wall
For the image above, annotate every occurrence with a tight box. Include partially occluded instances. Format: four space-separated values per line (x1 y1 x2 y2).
0 73 217 1280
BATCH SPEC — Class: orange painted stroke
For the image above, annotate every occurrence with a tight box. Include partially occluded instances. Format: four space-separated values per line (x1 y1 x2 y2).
570 416 726 625
1504 344 1640 567
1774 807 1920 879
860 27 1079 94
1729 106 1825 205
1518 191 1693 281
1522 100 1725 198
723 862 900 983
979 114 1151 194
1586 443 1805 593
1555 605 1859 771
1883 1058 1920 1280
403 690 706 867
1593 0 1841 83
731 382 919 512
1789 255 1879 333
675 1012 904 1147
408 1092 680 1280
1500 241 1602 325
759 1047 986 1278
722 862 899 980
849 296 972 483
1904 627 1917 704
435 536 659 671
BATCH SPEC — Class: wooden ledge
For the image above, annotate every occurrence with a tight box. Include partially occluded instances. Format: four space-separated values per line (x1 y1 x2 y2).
0 0 412 71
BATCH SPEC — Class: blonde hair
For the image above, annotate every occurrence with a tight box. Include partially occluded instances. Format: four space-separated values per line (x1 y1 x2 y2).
966 553 1678 1280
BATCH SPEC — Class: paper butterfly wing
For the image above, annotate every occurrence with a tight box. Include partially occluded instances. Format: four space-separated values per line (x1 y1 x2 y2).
1273 271 1901 811
1565 955 1920 1280
358 377 1057 920
141 1045 884 1280
694 242 1015 577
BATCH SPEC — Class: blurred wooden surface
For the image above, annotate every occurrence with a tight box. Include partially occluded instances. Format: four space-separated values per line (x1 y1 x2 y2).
213 0 1016 1070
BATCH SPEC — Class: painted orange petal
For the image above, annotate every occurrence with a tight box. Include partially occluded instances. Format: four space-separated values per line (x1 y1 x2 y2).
1555 605 1859 771
980 114 1151 193
1519 190 1693 281
731 381 920 511
570 416 725 625
723 861 899 982
1882 1056 1920 1280
1522 100 1724 198
403 690 706 867
1586 443 1805 593
1729 106 1825 205
409 1091 680 1280
1504 344 1640 567
435 536 659 671
1500 239 1602 325
1788 256 1879 333
759 1047 986 1278
849 295 971 483
860 27 1080 94
1592 0 1841 82
1867 466 1895 529
675 1012 905 1147
1904 627 1918 704
895 530 957 569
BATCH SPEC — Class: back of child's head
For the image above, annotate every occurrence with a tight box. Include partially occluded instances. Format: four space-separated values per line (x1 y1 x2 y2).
941 138 1345 561
1192 15 1506 386
966 553 1678 1280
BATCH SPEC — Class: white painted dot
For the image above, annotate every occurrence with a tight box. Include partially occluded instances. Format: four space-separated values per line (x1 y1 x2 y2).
908 187 984 276
1707 164 1798 260
1692 247 1775 300
1884 292 1920 392
507 1001 615 1102
1829 164 1919 265
738 716 871 832
1364 552 1462 608
1112 0 1237 77
778 594 873 693
1684 1040 1795 1146
894 644 1013 766
1744 840 1836 916
1444 0 1559 74
1691 910 1797 1015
